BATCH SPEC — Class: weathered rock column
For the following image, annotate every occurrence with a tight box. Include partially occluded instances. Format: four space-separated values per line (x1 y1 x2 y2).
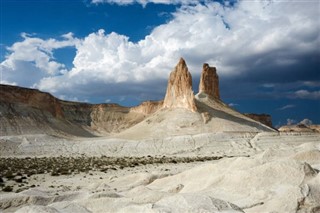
163 58 197 112
199 63 220 99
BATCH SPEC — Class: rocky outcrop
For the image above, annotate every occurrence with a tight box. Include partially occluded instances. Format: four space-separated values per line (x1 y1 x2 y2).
199 63 220 99
0 85 95 136
130 100 163 115
0 58 278 137
163 58 197 112
0 85 147 136
278 124 320 133
244 113 273 128
0 84 64 118
89 104 145 133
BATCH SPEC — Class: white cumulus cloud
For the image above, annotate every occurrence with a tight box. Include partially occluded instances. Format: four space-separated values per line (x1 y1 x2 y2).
1 1 319 102
1 33 79 87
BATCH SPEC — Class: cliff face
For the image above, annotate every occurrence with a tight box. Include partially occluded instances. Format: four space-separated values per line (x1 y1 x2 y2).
0 58 276 137
130 100 163 115
0 85 153 136
244 113 273 128
0 85 64 118
89 104 146 133
0 85 94 136
199 63 220 99
163 58 197 112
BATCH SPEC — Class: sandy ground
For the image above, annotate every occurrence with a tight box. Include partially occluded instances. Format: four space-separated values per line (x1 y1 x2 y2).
0 132 320 212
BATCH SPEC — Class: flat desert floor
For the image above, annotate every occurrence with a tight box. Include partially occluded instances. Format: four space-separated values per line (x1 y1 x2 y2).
1 132 320 213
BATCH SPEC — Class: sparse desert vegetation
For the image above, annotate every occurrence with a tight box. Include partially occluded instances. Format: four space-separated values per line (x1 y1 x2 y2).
0 155 222 193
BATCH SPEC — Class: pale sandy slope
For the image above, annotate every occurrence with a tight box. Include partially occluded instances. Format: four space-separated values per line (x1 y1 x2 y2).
0 91 318 212
117 93 274 140
1 138 319 213
1 132 320 158
1 133 319 213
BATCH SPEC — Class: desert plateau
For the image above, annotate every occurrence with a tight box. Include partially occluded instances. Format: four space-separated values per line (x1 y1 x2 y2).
0 58 319 213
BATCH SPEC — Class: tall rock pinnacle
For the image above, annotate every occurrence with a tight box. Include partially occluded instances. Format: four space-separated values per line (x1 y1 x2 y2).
163 58 197 112
199 63 220 99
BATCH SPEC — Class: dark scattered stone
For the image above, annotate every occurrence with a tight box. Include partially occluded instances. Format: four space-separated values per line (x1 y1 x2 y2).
0 155 225 180
2 186 13 192
15 178 23 183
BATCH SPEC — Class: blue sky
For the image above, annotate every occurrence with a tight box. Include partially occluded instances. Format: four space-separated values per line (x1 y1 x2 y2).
1 0 320 127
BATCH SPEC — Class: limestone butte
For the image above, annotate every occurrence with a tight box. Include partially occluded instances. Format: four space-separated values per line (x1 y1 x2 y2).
163 58 197 112
199 63 220 99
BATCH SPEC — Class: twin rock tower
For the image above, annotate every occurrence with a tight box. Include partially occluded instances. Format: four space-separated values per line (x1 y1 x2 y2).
163 58 220 112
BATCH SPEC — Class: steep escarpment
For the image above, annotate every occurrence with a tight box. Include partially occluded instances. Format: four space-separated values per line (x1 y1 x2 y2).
0 85 93 137
89 104 146 134
0 58 276 138
0 85 152 136
0 85 64 118
59 101 146 134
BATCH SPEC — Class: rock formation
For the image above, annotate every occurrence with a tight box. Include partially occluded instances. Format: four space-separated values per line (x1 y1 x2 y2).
130 100 163 115
0 57 277 137
278 124 320 133
0 85 147 136
0 84 64 118
199 63 220 99
244 113 273 128
163 58 197 112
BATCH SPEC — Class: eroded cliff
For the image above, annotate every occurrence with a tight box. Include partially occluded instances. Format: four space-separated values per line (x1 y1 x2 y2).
0 85 152 136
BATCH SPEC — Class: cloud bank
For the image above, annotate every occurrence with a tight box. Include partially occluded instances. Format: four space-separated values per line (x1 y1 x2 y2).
1 0 319 103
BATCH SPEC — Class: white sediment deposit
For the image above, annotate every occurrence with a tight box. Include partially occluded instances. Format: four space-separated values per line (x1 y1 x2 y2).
0 58 319 212
1 132 319 212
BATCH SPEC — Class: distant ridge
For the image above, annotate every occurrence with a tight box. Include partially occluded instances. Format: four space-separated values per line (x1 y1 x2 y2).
0 58 275 138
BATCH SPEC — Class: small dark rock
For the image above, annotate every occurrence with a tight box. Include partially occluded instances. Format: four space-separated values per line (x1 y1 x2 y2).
3 186 13 192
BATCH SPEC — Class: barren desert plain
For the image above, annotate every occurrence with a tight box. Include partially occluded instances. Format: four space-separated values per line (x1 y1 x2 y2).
0 58 319 213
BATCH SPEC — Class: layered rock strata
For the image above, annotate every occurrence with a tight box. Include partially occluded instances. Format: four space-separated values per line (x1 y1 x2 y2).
0 85 151 136
163 58 197 112
0 58 277 137
130 100 164 115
